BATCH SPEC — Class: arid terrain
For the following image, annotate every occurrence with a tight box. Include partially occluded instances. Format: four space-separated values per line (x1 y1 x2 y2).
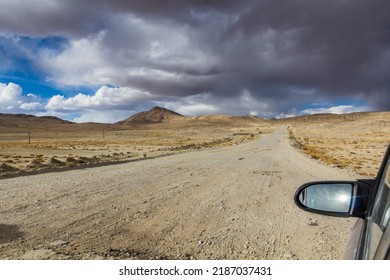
286 111 390 178
0 108 270 179
0 108 389 260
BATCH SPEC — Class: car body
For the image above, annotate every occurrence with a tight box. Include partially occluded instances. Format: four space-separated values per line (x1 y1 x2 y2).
294 143 390 259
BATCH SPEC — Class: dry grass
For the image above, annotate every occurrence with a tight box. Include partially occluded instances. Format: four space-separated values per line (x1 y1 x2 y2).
1 111 389 179
0 119 275 178
288 112 390 178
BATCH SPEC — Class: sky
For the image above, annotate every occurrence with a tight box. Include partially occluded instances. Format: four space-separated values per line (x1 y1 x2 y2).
0 0 389 123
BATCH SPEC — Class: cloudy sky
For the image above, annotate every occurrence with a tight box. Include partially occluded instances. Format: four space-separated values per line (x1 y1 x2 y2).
0 0 389 123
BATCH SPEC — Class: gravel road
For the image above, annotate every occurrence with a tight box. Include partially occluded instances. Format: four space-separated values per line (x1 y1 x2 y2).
0 128 358 259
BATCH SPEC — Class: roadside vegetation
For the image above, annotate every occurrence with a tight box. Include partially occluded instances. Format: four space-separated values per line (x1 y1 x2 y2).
287 112 390 178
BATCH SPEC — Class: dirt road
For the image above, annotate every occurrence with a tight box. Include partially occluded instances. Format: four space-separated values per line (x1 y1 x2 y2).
0 128 358 259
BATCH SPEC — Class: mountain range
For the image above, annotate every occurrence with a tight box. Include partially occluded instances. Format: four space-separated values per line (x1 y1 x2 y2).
0 106 382 130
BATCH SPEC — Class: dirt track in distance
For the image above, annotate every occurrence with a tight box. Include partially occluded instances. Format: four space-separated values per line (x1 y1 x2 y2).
0 128 358 260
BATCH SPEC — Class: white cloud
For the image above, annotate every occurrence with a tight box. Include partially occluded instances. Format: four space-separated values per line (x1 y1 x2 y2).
43 85 156 123
0 82 23 110
19 102 42 110
0 82 47 112
40 31 108 86
0 82 375 125
27 93 39 99
175 104 219 116
0 82 22 101
301 105 371 115
45 85 153 111
0 82 155 123
73 110 134 124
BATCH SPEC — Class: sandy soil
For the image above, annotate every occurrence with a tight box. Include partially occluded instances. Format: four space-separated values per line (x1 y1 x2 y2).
287 112 390 178
0 128 358 260
0 120 270 178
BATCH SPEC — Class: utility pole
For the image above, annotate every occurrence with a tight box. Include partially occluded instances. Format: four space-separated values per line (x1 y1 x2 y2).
28 132 31 144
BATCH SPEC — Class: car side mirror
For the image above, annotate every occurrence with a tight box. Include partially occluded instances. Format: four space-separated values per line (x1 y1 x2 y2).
294 181 371 218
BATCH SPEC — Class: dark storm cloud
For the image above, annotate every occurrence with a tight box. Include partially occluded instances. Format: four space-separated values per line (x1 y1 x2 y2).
0 0 106 37
1 0 389 116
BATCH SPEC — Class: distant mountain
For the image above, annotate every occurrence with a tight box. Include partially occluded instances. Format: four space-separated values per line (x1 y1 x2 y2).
0 109 379 130
116 106 184 125
192 115 260 122
0 113 73 129
273 112 371 123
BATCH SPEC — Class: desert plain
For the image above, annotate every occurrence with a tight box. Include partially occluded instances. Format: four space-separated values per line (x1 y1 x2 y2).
0 108 389 260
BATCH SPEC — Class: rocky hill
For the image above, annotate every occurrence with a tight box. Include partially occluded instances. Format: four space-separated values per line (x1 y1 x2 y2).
116 106 184 125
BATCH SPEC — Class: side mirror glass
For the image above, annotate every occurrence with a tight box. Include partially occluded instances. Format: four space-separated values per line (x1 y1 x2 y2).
297 183 353 212
294 181 369 217
295 180 372 218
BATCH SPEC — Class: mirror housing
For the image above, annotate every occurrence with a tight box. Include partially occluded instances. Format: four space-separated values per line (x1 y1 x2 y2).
294 180 371 218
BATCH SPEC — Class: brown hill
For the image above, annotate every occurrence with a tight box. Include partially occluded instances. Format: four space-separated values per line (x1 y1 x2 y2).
116 106 184 125
273 112 373 123
184 114 263 126
1 110 385 131
0 113 73 129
